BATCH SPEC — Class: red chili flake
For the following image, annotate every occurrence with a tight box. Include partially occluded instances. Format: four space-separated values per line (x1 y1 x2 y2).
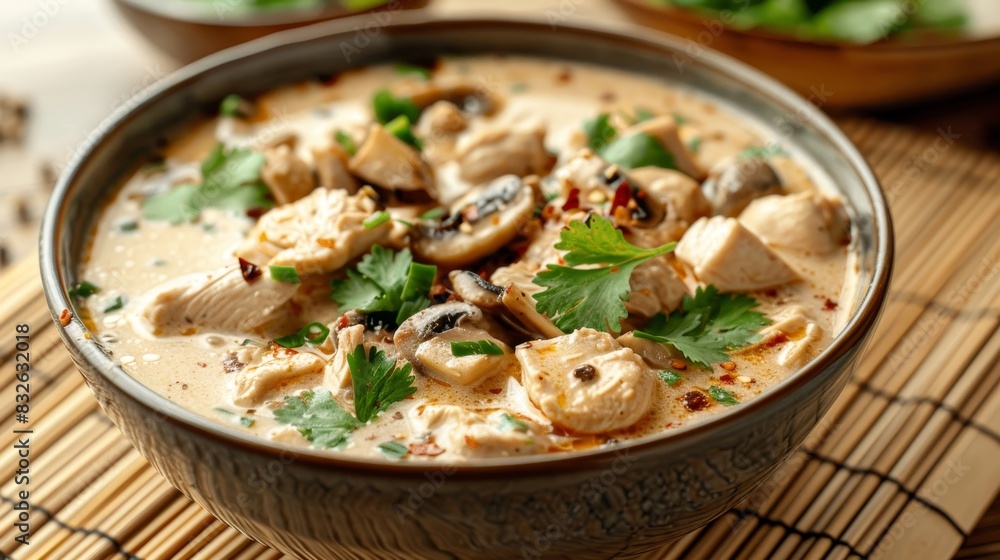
600 91 617 103
766 333 789 348
289 300 303 317
556 68 573 83
336 315 350 329
561 188 581 211
610 182 631 214
462 204 480 223
238 258 262 283
222 352 245 373
246 207 268 219
59 309 73 327
824 298 839 311
197 361 207 368
488 387 503 394
719 373 736 385
671 359 687 370
764 289 778 298
683 391 710 412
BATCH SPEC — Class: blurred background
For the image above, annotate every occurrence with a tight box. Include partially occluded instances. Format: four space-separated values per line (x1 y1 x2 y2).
1 0 999 271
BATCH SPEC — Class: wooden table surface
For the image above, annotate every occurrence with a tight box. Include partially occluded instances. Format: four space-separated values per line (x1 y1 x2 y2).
0 1 997 558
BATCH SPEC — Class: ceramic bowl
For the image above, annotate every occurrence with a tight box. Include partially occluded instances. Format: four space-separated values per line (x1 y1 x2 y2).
40 14 893 559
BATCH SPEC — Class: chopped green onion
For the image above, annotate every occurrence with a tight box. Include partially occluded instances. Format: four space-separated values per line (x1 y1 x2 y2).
671 111 689 125
103 296 126 313
394 63 431 80
634 107 656 123
687 136 702 154
509 83 528 93
219 94 251 118
363 211 391 230
372 88 419 126
214 407 255 427
378 440 409 458
419 207 446 221
708 385 740 406
451 340 504 357
69 281 100 299
384 114 423 150
269 265 300 284
274 322 330 348
658 370 683 386
118 220 138 232
334 129 357 156
498 413 530 433
739 144 787 159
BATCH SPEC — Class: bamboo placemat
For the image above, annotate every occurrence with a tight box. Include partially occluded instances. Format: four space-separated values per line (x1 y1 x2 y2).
1 116 998 560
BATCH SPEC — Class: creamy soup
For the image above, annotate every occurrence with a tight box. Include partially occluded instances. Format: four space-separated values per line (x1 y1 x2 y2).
76 56 855 461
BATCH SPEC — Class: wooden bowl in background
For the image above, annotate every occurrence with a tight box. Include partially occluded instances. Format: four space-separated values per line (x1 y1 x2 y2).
112 0 429 63
615 0 1000 109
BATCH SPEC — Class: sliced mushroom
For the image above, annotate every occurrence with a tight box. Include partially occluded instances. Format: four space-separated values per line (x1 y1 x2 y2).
629 166 712 225
501 285 563 340
412 175 537 268
626 116 707 181
701 157 784 216
395 302 513 386
515 328 655 434
616 332 682 369
398 79 502 116
449 270 504 309
348 123 436 200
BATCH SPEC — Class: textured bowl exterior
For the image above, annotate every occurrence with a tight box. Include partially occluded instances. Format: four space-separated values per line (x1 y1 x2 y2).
40 15 893 560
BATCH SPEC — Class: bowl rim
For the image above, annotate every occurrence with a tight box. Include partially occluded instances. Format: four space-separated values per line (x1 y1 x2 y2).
614 0 1000 52
40 12 893 476
115 0 403 28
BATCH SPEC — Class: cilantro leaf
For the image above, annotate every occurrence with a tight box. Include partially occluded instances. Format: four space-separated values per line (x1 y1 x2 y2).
103 296 126 313
143 144 271 223
634 286 770 368
274 389 360 449
583 113 617 152
69 280 100 299
532 216 675 333
213 407 255 428
347 345 417 423
601 132 678 170
331 246 436 324
451 340 504 357
658 370 683 386
709 385 740 406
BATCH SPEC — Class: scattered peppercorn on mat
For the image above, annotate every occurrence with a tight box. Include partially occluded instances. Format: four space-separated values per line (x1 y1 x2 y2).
1 117 999 560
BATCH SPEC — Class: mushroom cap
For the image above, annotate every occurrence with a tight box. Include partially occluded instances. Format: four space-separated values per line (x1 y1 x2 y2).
700 157 784 216
412 175 537 268
449 270 505 309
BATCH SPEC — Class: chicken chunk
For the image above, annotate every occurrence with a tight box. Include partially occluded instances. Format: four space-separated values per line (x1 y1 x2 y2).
675 216 798 292
515 329 655 434
232 350 326 406
311 143 357 193
628 166 712 225
324 324 363 389
261 145 316 206
739 192 848 254
455 124 553 185
627 255 688 318
236 187 391 276
741 305 824 367
349 123 435 199
138 265 298 337
626 116 706 180
408 404 552 459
